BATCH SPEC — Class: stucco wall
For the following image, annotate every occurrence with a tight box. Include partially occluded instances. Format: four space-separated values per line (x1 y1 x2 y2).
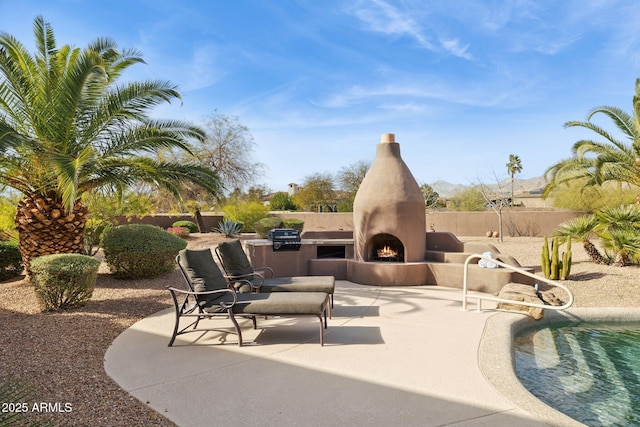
113 213 224 230
113 210 583 237
273 210 583 237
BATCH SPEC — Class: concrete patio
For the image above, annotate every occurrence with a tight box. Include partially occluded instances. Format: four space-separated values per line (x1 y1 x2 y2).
104 281 575 426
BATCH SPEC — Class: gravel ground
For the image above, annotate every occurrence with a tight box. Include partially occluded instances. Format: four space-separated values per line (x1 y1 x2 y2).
0 233 638 426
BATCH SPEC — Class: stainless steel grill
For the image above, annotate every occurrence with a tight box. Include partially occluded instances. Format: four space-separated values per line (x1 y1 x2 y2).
268 228 301 251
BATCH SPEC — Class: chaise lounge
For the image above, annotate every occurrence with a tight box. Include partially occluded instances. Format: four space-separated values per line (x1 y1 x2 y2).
216 239 335 308
168 248 330 346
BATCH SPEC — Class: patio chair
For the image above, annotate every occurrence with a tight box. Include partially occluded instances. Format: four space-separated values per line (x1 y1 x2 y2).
169 248 329 347
215 239 335 308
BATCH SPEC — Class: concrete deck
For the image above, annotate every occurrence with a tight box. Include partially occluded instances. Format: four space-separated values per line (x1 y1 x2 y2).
104 281 574 426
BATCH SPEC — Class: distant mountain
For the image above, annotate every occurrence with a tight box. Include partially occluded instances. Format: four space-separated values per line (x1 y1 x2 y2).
430 176 548 198
430 180 469 198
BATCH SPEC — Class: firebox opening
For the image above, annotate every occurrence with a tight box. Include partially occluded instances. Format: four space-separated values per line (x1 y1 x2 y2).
367 233 404 262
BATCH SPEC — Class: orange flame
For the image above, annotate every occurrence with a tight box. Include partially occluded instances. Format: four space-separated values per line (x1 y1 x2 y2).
377 245 398 258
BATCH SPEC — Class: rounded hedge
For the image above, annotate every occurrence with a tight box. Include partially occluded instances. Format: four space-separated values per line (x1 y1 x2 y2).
0 241 23 281
253 217 284 238
31 254 100 311
172 220 198 233
283 218 304 233
102 224 187 279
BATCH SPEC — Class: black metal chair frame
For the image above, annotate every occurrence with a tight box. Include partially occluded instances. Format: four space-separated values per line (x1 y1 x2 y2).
168 255 260 347
170 252 329 347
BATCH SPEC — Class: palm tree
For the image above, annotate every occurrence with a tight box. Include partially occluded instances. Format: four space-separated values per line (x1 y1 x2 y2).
544 79 640 199
0 16 222 273
593 205 640 266
506 154 523 200
554 215 604 264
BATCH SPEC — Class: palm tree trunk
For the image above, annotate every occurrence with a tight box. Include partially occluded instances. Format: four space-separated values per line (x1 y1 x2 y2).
582 240 604 264
15 193 88 276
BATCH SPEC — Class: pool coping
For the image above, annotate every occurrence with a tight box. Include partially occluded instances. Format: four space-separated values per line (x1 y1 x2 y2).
479 307 640 427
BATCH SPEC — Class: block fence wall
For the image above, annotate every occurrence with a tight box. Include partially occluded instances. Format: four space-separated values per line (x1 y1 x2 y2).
116 210 584 237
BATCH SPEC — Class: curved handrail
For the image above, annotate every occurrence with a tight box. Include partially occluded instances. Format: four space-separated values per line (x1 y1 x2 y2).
462 253 574 312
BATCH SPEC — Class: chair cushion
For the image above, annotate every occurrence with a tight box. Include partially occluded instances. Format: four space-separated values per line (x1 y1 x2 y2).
217 239 254 276
233 292 329 316
178 249 230 305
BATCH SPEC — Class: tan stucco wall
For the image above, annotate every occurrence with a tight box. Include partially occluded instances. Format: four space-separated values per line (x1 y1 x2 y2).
113 213 224 230
272 210 584 237
114 210 584 237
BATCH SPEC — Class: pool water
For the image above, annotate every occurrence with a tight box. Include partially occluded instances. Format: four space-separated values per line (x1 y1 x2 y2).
515 322 640 426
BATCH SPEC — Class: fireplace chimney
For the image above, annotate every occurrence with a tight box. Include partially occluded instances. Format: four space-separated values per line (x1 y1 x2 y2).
353 134 426 262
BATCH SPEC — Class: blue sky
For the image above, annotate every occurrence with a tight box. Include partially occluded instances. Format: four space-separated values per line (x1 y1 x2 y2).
2 1 640 193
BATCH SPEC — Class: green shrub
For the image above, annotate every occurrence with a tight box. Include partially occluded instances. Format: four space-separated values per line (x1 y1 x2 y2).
253 217 284 238
30 254 100 311
0 241 22 281
172 220 198 233
283 218 304 233
102 224 187 279
212 219 244 237
222 201 270 232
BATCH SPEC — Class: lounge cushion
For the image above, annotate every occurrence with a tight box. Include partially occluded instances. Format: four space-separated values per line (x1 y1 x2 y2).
178 248 230 306
229 292 329 316
263 276 335 295
217 240 254 277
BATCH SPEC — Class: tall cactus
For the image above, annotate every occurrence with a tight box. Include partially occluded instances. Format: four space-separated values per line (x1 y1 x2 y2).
541 236 550 278
550 236 560 280
561 238 572 280
541 236 572 280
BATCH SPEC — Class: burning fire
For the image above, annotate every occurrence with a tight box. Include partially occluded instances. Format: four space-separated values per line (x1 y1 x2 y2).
377 245 398 258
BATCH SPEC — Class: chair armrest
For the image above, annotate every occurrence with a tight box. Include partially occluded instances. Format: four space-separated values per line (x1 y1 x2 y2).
224 273 264 290
254 266 274 278
167 286 237 308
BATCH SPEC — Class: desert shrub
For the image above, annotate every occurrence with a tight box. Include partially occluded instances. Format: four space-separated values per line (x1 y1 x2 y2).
30 254 100 311
253 217 284 238
102 224 187 279
222 201 270 232
212 219 244 237
0 241 22 281
167 226 190 238
283 218 304 233
172 220 198 233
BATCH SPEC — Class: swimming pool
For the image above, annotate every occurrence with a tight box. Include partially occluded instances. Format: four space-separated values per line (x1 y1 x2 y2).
515 321 640 426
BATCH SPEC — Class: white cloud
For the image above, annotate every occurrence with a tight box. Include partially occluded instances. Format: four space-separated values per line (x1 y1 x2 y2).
440 38 472 60
352 0 435 50
181 43 223 91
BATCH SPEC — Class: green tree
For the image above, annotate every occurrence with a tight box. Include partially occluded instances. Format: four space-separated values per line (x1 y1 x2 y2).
449 186 486 212
506 154 523 199
548 179 637 211
0 16 221 272
544 79 640 200
269 192 297 211
293 173 336 212
420 183 441 211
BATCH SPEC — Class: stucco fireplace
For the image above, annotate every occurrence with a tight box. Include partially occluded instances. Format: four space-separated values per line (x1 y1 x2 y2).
346 133 430 285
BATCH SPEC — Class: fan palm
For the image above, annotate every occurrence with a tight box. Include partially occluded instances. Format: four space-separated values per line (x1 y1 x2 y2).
554 215 604 264
593 205 640 266
544 79 640 199
506 154 522 200
0 16 221 273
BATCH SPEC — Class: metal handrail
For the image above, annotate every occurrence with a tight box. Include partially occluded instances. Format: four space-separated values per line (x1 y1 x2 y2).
462 253 574 312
